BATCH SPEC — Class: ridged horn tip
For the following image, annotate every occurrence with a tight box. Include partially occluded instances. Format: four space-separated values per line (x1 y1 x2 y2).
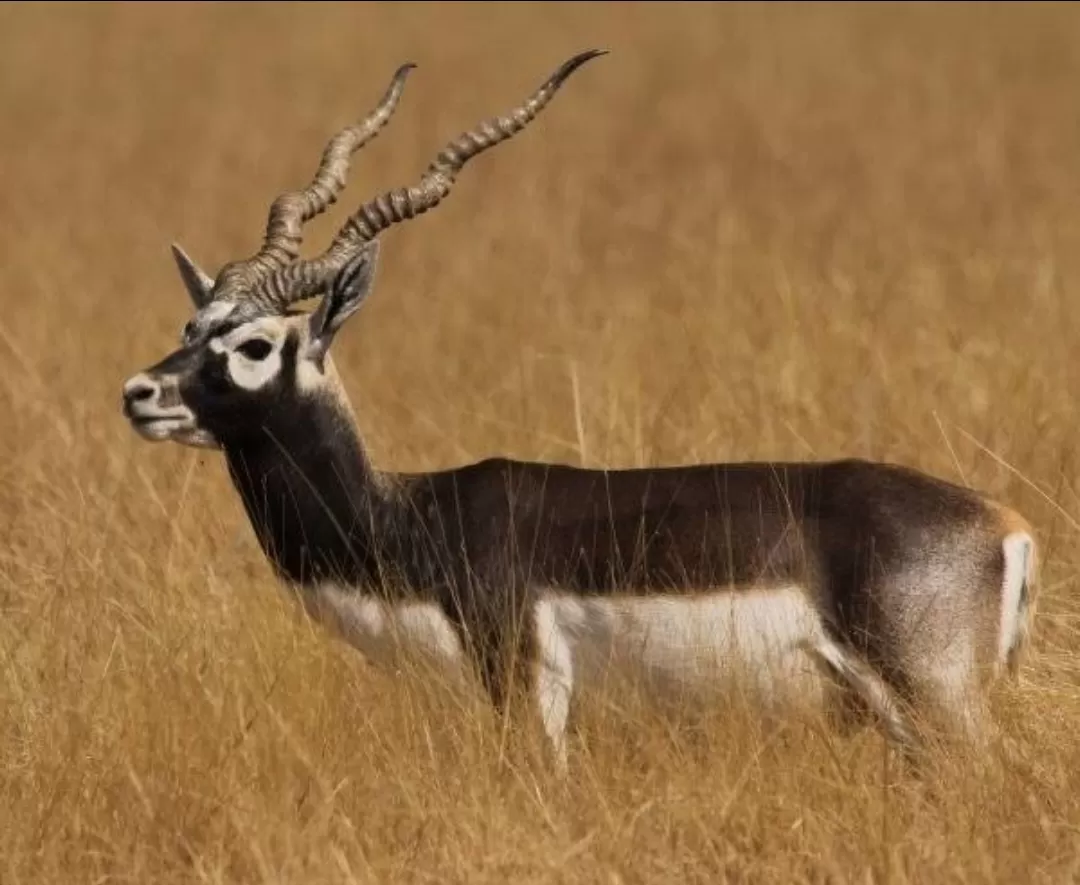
384 61 418 93
550 49 609 86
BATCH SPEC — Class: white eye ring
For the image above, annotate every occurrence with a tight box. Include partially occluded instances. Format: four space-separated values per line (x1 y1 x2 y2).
236 338 273 361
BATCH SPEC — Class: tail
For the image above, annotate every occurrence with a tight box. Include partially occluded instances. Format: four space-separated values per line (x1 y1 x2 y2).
1000 530 1038 678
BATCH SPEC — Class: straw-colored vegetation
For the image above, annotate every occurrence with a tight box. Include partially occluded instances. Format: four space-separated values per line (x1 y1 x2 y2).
3 3 1080 882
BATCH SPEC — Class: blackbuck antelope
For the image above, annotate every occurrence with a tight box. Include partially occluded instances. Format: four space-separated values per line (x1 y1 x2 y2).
121 50 1038 771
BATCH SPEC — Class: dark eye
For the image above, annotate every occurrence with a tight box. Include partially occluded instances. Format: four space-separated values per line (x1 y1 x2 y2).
237 338 273 361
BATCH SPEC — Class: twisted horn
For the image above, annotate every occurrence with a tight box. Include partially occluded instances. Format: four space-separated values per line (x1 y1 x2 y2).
257 49 607 307
213 61 417 304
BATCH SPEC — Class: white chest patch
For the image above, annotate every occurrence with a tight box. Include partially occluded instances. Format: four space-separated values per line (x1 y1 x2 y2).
308 584 466 673
535 587 830 709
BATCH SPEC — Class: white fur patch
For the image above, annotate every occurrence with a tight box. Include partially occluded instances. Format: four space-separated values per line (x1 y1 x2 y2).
225 345 282 391
999 531 1034 669
210 318 289 392
308 584 831 746
533 599 574 773
535 587 830 711
309 584 466 673
295 347 335 395
295 351 357 421
304 584 921 769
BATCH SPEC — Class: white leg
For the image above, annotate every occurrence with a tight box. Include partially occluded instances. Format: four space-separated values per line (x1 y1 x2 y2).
923 657 993 751
534 602 574 775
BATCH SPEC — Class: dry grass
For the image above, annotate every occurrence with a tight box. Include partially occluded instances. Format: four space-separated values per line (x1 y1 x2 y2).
3 2 1080 882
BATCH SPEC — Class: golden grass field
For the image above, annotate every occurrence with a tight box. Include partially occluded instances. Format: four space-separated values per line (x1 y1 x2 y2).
4 2 1080 882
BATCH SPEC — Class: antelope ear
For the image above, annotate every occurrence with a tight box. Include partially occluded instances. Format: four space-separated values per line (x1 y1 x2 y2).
171 243 215 308
307 241 380 367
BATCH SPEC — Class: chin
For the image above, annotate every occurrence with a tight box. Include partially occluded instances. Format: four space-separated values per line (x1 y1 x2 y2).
173 428 221 449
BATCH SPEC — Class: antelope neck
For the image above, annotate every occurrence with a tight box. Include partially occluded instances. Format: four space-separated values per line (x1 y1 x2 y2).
221 392 399 589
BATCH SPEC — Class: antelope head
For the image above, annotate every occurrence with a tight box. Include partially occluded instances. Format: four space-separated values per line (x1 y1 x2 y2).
121 50 605 451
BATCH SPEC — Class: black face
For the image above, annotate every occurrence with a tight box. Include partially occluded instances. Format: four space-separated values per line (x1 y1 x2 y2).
123 239 380 450
121 311 309 449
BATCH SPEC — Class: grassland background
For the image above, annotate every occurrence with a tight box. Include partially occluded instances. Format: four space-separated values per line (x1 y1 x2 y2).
3 2 1080 882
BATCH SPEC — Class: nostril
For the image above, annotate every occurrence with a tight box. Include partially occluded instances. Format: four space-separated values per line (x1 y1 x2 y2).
124 379 158 405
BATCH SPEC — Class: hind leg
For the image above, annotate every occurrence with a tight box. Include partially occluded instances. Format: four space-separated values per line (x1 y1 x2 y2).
808 634 923 754
913 644 996 754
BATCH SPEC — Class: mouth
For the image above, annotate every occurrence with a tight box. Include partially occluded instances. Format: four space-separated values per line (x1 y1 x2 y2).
129 413 192 441
125 410 218 449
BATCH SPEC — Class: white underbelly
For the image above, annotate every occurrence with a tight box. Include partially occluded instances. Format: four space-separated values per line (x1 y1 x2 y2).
536 587 830 709
307 582 830 712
